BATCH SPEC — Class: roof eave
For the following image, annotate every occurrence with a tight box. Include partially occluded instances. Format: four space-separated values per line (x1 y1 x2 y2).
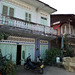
36 0 57 13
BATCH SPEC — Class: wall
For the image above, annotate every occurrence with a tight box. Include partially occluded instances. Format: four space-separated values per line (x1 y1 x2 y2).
0 0 51 26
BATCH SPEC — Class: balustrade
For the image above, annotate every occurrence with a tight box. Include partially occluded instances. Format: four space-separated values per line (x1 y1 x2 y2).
0 14 57 35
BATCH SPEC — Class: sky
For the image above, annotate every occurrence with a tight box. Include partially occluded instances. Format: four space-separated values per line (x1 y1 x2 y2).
40 0 75 14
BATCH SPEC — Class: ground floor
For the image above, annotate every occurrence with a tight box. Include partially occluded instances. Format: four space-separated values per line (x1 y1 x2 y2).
0 36 50 65
16 66 75 75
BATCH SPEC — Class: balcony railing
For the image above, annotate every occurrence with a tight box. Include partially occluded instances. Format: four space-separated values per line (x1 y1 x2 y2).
0 14 57 35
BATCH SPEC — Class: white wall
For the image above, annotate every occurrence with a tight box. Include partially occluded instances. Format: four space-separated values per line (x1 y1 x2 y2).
0 1 2 14
1 0 51 26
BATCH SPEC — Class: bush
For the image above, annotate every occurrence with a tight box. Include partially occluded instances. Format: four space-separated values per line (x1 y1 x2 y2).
45 48 61 65
0 49 17 75
63 34 74 57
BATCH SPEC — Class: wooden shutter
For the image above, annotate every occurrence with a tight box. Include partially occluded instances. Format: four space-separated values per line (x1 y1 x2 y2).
25 13 28 21
9 8 14 17
29 14 31 22
2 5 8 15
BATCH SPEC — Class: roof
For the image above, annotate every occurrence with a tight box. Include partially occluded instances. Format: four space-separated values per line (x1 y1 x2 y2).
51 14 75 26
36 0 57 12
20 0 57 13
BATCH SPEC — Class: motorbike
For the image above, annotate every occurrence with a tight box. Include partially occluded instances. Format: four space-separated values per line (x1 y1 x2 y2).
24 55 44 74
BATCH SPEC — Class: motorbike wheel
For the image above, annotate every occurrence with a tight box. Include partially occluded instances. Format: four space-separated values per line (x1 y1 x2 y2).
39 68 43 74
24 64 29 70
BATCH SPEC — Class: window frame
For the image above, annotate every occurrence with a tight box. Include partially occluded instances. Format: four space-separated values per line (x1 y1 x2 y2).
2 5 8 16
2 5 14 17
41 16 47 26
25 12 32 22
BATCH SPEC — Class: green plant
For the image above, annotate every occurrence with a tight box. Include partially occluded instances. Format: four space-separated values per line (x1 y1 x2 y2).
3 33 9 40
0 33 3 40
0 49 17 75
63 34 74 57
45 48 61 65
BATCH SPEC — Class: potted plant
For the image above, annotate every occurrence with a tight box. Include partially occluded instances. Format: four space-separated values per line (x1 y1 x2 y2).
0 34 3 40
3 33 9 40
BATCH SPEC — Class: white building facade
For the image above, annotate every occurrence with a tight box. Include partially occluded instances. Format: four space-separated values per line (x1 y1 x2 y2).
0 0 57 65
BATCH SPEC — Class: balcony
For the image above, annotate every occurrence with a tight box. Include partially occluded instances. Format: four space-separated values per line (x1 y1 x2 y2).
0 14 57 40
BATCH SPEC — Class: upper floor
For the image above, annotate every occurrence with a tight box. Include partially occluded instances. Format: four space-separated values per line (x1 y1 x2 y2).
51 14 75 38
0 0 57 40
0 0 56 26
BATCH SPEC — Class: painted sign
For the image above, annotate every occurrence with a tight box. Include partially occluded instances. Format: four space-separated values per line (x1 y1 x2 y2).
8 36 35 43
40 40 48 44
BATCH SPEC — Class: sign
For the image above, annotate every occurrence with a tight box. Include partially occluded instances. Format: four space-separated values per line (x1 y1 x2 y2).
8 36 35 43
40 40 48 44
53 21 60 25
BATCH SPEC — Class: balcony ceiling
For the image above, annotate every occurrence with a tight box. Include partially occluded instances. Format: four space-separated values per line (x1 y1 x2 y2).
0 25 57 41
19 0 57 13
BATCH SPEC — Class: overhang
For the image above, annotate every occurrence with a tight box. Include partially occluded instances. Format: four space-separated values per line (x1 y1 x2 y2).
20 0 57 13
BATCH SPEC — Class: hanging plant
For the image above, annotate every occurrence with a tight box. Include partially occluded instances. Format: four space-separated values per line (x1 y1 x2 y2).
3 33 9 40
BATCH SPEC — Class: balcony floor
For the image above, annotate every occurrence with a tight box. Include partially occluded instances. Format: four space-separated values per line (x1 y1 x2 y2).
0 25 57 40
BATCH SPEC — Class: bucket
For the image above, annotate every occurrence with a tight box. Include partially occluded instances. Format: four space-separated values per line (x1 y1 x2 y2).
56 57 60 63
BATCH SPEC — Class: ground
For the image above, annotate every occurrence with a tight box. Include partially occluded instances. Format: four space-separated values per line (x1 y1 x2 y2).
16 66 75 75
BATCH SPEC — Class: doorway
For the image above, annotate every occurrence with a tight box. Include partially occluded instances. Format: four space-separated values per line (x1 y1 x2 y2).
16 45 21 65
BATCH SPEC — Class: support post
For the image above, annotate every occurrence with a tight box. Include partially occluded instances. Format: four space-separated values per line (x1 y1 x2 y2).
61 36 63 58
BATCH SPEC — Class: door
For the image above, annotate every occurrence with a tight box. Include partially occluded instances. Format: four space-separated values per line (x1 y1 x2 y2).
16 45 21 65
21 45 35 65
25 45 34 61
0 43 17 64
40 45 48 60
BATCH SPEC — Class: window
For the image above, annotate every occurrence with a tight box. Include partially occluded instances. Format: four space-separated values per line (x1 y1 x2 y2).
2 5 8 15
41 17 47 25
25 12 31 22
2 5 14 17
9 8 14 17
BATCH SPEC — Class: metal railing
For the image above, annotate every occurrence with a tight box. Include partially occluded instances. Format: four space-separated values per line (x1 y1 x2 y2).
0 14 57 35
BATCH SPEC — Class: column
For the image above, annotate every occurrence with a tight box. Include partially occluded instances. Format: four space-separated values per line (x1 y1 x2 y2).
69 22 71 34
65 25 67 34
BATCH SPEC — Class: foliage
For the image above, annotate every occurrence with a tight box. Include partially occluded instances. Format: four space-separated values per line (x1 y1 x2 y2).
0 33 3 40
3 33 9 40
63 34 74 57
0 33 9 40
0 49 17 75
44 48 61 65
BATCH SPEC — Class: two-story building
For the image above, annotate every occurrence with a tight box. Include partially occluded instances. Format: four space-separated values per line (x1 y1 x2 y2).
51 14 75 56
0 0 57 65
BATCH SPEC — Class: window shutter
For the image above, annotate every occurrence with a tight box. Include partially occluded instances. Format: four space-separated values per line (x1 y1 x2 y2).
9 8 14 17
2 5 8 15
25 13 28 21
41 17 47 25
25 13 31 22
29 14 31 22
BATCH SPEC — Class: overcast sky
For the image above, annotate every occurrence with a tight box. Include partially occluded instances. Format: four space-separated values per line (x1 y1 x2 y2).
40 0 75 14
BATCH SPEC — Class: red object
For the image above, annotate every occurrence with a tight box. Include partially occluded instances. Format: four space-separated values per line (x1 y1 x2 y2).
53 24 61 29
0 74 1 75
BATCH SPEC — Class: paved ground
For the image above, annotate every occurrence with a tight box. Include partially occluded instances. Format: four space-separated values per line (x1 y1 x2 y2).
16 66 75 75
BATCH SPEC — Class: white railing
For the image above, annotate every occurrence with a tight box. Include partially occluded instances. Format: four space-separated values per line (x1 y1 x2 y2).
0 14 57 35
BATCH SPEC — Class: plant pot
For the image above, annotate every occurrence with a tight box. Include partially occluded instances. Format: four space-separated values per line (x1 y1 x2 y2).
4 37 8 40
4 34 9 40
